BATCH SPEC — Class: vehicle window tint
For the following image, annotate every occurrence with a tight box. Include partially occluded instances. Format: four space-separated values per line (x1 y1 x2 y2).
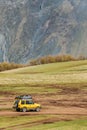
26 100 30 104
21 100 25 104
29 101 34 104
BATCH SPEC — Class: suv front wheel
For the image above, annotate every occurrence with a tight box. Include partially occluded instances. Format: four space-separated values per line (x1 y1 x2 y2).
36 107 40 112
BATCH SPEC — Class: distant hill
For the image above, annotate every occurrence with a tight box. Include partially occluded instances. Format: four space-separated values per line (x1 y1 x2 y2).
0 0 87 63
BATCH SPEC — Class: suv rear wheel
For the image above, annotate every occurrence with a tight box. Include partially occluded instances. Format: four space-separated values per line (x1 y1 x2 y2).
22 107 27 112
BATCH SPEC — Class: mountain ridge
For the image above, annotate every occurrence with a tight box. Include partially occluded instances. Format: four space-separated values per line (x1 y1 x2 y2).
0 0 87 63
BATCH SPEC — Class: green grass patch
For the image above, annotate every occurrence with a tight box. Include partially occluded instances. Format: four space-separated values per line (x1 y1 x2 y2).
21 119 87 130
0 60 87 86
0 84 59 94
1 60 87 74
0 115 87 130
0 82 86 96
0 115 53 129
0 82 86 94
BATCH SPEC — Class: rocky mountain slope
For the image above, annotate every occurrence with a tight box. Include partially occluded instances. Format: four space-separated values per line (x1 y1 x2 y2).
0 0 87 63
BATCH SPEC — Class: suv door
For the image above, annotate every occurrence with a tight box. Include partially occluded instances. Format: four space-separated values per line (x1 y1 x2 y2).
26 100 35 110
20 100 26 108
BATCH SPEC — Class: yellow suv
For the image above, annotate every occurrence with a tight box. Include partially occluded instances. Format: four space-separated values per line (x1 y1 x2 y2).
13 95 41 112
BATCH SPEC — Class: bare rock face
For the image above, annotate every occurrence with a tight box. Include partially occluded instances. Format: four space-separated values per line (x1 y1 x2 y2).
0 0 87 63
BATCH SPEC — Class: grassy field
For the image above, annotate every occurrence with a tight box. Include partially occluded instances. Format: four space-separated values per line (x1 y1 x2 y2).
0 60 87 129
0 116 87 130
0 60 87 93
22 119 87 130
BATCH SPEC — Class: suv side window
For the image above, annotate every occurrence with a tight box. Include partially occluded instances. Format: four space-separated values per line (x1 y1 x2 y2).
29 101 34 104
26 100 30 104
21 100 25 104
26 100 34 104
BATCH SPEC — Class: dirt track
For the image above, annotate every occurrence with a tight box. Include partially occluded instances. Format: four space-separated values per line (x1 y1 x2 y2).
0 86 87 120
0 106 87 117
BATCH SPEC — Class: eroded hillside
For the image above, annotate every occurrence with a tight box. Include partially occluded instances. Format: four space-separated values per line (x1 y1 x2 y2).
0 0 87 63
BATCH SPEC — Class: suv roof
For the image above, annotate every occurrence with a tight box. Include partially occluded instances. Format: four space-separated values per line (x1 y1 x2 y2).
15 95 32 100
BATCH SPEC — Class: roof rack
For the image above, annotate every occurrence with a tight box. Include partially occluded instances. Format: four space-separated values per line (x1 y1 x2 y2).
15 95 32 99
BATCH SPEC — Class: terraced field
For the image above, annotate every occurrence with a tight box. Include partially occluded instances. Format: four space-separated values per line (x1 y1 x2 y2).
0 60 87 130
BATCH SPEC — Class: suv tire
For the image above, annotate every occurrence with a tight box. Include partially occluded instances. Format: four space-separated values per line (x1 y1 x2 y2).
22 107 27 112
36 107 40 112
